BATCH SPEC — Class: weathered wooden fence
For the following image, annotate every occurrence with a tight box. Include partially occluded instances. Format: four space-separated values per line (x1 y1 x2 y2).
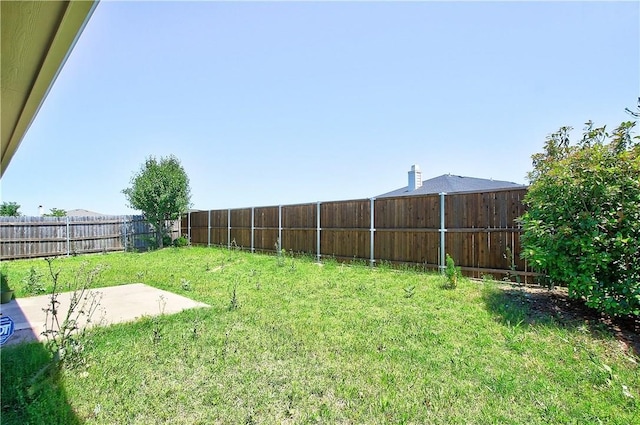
182 188 538 282
0 215 179 260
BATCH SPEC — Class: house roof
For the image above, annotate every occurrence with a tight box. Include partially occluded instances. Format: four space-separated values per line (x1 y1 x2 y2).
376 174 525 198
66 209 106 217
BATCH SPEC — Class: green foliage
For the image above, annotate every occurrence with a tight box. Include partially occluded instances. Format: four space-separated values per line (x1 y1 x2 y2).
173 235 189 247
228 280 239 311
1 267 12 291
444 254 461 289
23 266 46 295
44 208 66 217
41 258 104 367
520 119 640 316
503 246 521 285
0 201 21 216
122 155 191 248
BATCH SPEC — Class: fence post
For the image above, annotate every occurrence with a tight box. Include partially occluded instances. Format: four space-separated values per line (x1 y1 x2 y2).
227 208 231 249
251 207 255 253
370 197 375 267
316 202 321 262
66 216 70 256
208 210 211 247
278 205 282 252
123 218 127 252
439 192 446 273
188 211 192 243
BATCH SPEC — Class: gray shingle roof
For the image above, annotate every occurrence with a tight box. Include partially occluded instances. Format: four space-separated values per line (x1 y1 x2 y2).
376 174 524 198
66 209 106 217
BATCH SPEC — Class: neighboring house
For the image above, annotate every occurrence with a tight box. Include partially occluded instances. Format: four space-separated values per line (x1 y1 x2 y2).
376 165 525 198
66 209 106 217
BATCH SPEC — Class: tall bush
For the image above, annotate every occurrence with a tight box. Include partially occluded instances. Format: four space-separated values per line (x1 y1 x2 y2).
520 118 640 316
122 155 191 248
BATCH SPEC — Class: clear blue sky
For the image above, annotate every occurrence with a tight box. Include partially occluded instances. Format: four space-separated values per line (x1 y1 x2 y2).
1 1 638 216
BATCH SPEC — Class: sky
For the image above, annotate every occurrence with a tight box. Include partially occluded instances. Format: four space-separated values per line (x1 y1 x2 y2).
1 1 638 216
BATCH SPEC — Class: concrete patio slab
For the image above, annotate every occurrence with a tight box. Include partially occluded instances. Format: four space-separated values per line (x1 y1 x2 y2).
0 283 209 346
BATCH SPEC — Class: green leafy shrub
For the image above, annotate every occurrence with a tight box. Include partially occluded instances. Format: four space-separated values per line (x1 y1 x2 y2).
1 268 11 292
122 155 191 248
444 254 461 289
520 118 640 316
173 236 189 248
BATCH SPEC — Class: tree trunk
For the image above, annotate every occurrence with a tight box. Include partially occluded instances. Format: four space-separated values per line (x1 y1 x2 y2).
156 221 164 248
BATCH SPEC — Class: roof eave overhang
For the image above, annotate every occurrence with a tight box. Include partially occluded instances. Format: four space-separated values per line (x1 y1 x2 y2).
1 0 98 177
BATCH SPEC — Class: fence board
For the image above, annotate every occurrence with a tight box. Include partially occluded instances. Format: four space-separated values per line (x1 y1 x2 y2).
282 204 316 229
255 206 279 229
321 199 370 229
254 229 278 252
321 229 369 259
282 229 316 253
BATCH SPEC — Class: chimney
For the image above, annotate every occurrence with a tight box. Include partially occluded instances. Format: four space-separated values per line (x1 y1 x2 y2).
408 164 422 191
38 205 44 216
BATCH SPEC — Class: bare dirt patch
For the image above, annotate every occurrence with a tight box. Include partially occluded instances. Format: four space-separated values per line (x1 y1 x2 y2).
497 284 640 357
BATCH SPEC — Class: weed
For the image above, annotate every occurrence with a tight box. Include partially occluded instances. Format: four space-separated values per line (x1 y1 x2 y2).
350 257 369 268
275 238 285 267
180 278 191 291
191 318 201 340
481 273 495 282
289 250 297 272
230 238 240 251
443 254 461 289
503 246 521 285
152 295 167 345
23 266 46 295
377 260 392 271
228 281 239 311
40 258 105 370
403 285 416 298
322 254 338 267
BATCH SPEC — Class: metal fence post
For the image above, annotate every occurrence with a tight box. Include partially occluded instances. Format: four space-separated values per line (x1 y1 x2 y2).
370 197 375 267
439 192 446 273
208 209 211 247
251 206 255 253
123 218 127 252
66 216 70 256
227 208 231 249
188 211 191 243
316 201 321 262
278 205 282 252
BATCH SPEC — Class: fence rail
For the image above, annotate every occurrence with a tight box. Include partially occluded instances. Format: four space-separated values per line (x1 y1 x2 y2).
0 215 179 260
182 188 537 282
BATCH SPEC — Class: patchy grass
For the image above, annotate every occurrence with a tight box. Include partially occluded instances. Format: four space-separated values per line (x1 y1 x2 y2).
1 247 639 424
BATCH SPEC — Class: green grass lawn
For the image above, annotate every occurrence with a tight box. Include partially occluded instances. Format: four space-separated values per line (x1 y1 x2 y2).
1 247 639 424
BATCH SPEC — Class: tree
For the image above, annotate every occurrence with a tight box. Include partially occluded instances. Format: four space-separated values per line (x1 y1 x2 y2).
520 117 640 316
44 208 67 217
122 155 191 248
0 202 21 216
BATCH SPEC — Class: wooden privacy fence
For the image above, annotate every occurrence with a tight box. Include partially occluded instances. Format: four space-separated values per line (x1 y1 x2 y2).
182 188 538 282
0 215 179 260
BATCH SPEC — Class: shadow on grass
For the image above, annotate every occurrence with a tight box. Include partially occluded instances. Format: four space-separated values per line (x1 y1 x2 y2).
481 283 640 357
1 341 83 425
